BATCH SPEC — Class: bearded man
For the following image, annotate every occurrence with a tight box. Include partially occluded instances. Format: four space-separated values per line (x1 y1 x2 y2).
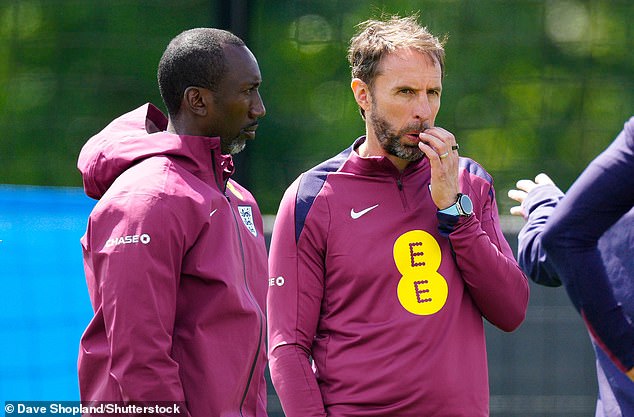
266 14 529 417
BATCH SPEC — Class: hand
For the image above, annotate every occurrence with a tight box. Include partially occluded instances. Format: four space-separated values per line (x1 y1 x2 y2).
507 173 555 217
417 127 460 210
627 367 634 382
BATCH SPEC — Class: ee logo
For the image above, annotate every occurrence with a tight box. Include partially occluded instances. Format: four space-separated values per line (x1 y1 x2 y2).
393 230 448 315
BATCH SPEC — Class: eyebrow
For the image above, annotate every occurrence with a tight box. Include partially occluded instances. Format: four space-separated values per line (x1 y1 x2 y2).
245 77 262 87
237 79 262 90
392 85 442 93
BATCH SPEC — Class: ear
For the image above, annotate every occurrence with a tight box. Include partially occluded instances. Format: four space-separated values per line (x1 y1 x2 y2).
351 78 371 113
183 86 209 117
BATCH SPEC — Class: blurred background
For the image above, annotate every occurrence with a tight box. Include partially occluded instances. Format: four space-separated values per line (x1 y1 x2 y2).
1 0 632 415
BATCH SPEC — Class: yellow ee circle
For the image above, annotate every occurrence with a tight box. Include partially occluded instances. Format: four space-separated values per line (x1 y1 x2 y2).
393 230 448 315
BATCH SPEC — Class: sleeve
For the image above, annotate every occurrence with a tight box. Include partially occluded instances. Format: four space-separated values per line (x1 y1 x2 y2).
269 345 327 417
541 117 634 372
267 178 328 417
517 184 565 287
438 182 530 332
86 192 191 412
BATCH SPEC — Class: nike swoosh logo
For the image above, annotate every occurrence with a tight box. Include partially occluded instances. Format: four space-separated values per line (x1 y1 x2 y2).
209 209 218 217
350 204 379 219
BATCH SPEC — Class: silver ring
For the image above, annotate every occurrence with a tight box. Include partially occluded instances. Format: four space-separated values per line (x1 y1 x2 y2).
439 152 449 159
451 144 460 151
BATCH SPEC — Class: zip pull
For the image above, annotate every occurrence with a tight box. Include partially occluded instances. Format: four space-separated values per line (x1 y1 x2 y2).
224 179 231 202
397 177 403 191
211 149 231 201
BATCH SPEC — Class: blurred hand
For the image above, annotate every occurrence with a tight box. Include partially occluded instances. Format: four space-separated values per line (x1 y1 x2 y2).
507 173 556 217
627 367 634 382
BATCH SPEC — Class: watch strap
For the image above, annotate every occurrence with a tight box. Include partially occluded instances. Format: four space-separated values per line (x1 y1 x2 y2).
438 193 472 217
438 202 461 216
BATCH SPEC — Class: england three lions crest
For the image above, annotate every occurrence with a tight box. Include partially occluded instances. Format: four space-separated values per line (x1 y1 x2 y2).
238 206 258 237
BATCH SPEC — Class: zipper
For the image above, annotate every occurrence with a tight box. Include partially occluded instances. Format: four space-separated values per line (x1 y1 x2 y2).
230 206 264 417
211 150 228 198
396 174 409 210
210 149 263 415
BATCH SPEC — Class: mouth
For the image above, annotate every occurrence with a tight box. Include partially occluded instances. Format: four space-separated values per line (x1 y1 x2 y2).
242 124 258 139
404 132 422 143
404 125 430 143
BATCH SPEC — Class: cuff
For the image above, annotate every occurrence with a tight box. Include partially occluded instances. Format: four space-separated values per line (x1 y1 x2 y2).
437 211 471 237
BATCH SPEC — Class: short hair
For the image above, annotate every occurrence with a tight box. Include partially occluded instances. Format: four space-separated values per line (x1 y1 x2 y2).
348 14 446 88
157 28 245 117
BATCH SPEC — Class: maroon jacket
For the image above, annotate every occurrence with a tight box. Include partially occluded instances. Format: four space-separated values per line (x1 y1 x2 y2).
268 138 529 416
77 103 268 417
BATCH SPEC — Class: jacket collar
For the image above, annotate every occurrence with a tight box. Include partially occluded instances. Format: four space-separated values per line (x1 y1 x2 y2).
341 136 428 178
145 103 235 186
78 103 235 199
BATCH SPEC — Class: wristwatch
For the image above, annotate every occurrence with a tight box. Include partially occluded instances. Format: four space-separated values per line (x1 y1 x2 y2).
438 193 473 217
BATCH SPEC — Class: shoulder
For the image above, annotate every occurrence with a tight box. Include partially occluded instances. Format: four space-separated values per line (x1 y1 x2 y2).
459 157 493 185
624 116 634 138
619 116 634 151
95 156 214 218
296 147 352 201
458 156 496 200
226 179 262 214
282 147 352 215
278 147 352 243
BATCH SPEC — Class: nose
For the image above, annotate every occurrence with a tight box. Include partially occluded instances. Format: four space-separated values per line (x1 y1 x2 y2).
250 90 266 119
414 95 432 122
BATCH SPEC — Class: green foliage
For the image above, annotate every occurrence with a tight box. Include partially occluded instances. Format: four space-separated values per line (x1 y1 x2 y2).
251 0 634 213
1 0 632 214
0 0 215 186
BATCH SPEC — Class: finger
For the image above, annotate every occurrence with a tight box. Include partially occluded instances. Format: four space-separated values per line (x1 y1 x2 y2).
418 132 446 157
418 140 457 169
419 127 456 155
418 140 442 163
535 173 555 186
509 206 525 217
507 189 527 203
515 179 537 193
424 126 454 144
418 135 460 209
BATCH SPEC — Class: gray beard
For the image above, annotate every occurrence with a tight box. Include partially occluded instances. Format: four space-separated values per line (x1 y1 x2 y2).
368 111 427 162
221 138 247 155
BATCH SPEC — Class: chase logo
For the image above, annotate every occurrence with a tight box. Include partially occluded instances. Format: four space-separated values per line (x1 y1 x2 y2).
105 233 151 248
269 276 285 287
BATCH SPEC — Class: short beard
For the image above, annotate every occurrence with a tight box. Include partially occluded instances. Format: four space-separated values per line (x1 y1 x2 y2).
221 138 247 155
368 110 427 162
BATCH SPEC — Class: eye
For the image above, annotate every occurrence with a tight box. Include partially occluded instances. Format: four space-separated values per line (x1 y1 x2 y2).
399 88 415 95
427 89 441 97
244 85 260 95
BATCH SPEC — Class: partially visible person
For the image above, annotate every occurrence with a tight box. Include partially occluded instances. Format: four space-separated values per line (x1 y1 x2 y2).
508 117 634 416
267 14 529 417
77 28 268 416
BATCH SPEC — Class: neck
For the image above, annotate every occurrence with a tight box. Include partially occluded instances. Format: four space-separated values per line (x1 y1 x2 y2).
167 115 206 137
166 119 178 134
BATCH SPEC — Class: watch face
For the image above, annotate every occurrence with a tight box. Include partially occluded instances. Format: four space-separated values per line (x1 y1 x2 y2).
459 194 474 215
